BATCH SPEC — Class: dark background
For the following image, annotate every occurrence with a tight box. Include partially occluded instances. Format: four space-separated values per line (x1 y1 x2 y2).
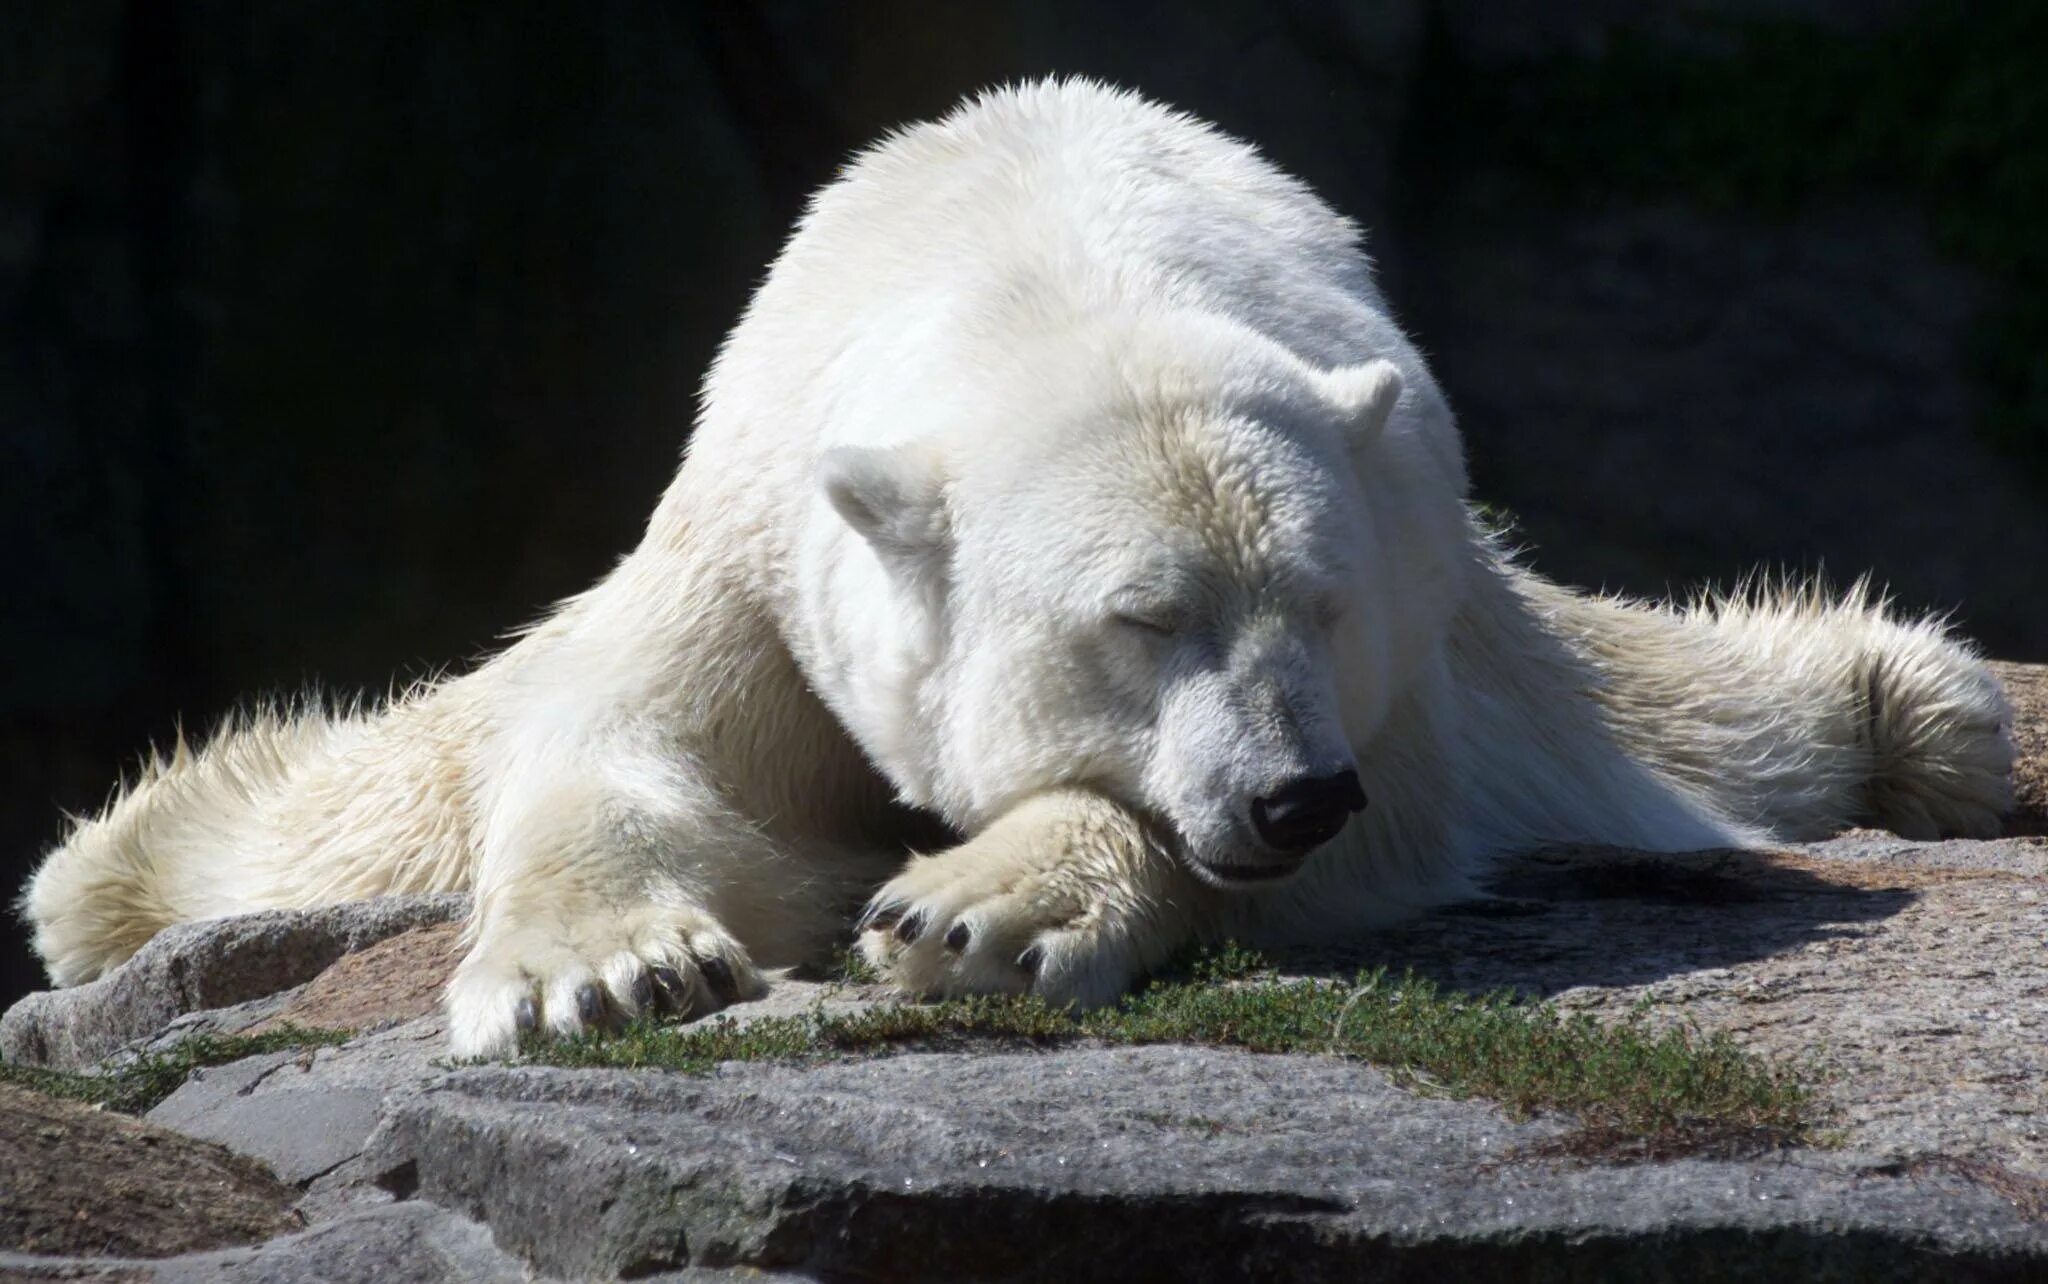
5 0 2044 1009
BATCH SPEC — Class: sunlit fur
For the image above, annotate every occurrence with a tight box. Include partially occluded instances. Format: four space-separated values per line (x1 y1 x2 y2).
22 80 2013 1054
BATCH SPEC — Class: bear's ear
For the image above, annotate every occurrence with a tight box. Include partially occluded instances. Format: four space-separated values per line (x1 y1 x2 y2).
820 442 949 576
1315 359 1404 452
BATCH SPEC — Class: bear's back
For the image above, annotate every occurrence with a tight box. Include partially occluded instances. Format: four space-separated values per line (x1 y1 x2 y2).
708 79 1379 402
805 79 1385 362
683 78 1454 570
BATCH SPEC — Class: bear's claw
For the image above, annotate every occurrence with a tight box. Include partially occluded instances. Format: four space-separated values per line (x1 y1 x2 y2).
446 902 764 1058
857 792 1200 1009
651 965 689 1011
700 956 739 1002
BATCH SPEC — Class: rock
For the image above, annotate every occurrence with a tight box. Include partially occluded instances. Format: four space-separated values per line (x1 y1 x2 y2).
145 1014 451 1195
0 1202 527 1283
330 828 2044 1280
1995 661 2048 835
1390 835 2048 1183
112 842 2046 1279
148 1048 408 1190
88 919 469 1074
247 921 463 1037
360 1046 2044 1281
0 1081 299 1259
0 895 467 1071
142 973 880 1210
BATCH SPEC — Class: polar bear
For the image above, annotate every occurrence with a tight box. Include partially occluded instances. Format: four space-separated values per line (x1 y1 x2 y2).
21 80 2013 1057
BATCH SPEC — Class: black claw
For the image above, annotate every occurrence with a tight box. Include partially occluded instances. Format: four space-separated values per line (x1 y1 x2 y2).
895 912 926 944
576 982 607 1026
514 995 541 1033
1016 945 1044 978
650 966 688 1014
944 921 970 953
629 970 656 1015
700 956 739 1003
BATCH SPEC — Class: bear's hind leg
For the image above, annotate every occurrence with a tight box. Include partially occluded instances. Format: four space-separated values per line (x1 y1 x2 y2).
1845 609 2014 839
858 790 1212 1007
1664 582 2015 840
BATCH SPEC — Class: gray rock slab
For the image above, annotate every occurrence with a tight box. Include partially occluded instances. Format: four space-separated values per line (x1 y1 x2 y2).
0 1203 826 1282
1 894 468 1070
155 1202 519 1284
361 1046 2048 1282
110 990 305 1063
148 1054 384 1189
0 1202 526 1283
147 1015 452 1194
137 974 889 1205
1367 837 2048 1180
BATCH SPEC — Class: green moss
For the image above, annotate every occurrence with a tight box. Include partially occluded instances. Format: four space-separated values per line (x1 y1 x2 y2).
814 942 880 986
0 1025 351 1116
1422 1 2048 476
528 957 1820 1147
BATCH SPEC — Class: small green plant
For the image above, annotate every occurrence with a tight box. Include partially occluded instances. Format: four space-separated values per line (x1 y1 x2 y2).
1178 938 1272 984
528 955 1819 1151
0 1025 351 1116
820 942 881 985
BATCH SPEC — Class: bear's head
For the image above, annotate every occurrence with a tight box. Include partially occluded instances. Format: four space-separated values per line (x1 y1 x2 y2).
819 315 1470 888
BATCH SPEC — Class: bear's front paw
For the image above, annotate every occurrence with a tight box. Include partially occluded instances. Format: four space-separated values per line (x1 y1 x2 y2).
444 900 764 1059
857 791 1200 1008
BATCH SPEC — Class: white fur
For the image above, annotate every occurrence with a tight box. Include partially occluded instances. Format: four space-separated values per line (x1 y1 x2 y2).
20 80 2014 1051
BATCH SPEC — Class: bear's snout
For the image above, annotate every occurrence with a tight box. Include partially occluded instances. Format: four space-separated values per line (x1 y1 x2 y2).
1250 768 1367 855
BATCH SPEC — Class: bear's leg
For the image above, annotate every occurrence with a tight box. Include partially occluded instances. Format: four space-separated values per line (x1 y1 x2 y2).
857 790 1212 1007
442 742 836 1058
448 869 763 1060
1525 569 2016 841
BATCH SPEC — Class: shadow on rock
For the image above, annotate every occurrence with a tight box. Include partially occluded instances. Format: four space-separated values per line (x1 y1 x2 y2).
1272 844 1915 999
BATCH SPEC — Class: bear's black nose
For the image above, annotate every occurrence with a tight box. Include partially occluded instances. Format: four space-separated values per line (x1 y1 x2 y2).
1251 770 1367 854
